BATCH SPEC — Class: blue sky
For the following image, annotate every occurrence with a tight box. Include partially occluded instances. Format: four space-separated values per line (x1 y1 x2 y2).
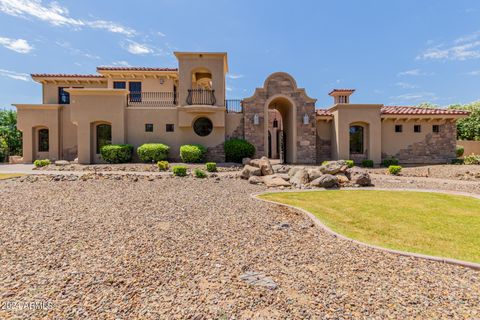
1 0 480 109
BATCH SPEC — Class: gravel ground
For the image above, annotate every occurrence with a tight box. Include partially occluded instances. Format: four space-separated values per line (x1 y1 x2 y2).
0 176 479 319
36 163 242 173
367 164 480 181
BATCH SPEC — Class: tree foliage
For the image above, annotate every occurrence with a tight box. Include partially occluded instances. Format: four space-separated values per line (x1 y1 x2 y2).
0 109 22 158
448 102 480 141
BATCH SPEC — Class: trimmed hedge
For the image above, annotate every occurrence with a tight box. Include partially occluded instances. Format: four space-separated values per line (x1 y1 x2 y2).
361 159 374 168
345 160 354 168
137 143 169 162
382 157 399 167
206 162 217 172
172 165 187 176
34 159 51 167
100 144 133 163
157 160 169 171
464 153 480 165
456 145 465 158
180 144 207 163
224 138 255 163
388 165 402 175
194 168 207 178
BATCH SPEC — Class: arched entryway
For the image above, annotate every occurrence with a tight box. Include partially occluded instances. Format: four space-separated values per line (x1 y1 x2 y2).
242 72 317 164
265 96 296 163
349 122 369 162
33 126 49 160
91 121 112 163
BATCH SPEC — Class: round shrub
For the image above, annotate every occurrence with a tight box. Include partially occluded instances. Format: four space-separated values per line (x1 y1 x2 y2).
206 162 217 172
33 159 51 167
464 153 480 165
382 157 399 167
388 165 402 175
157 160 169 171
194 168 207 178
224 139 255 163
137 143 169 162
321 160 330 166
361 159 374 168
172 165 187 177
456 145 465 158
345 160 354 168
100 144 133 163
180 144 207 163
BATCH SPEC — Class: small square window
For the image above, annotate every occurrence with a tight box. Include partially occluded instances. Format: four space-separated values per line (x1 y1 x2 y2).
414 125 421 133
166 124 174 132
432 125 440 133
113 81 126 89
395 125 403 133
145 124 153 132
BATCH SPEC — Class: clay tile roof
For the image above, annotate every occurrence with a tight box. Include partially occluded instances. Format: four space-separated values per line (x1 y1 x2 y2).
329 88 356 95
316 109 333 116
381 106 470 115
96 67 178 72
31 73 105 78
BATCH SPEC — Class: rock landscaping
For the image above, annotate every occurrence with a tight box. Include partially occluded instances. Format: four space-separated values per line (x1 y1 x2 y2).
241 158 372 189
0 176 478 319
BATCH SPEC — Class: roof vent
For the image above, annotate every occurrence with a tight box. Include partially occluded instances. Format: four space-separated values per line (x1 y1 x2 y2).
329 89 355 104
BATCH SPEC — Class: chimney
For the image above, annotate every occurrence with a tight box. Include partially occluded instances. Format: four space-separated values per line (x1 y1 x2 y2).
329 89 355 104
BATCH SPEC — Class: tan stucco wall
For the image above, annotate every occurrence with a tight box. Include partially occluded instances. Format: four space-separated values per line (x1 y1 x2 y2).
42 82 107 104
106 77 175 92
457 140 480 157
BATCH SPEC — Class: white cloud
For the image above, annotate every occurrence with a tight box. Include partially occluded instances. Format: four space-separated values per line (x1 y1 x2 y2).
55 40 99 59
124 40 153 55
397 69 429 76
0 36 33 53
112 60 130 66
466 70 480 75
227 73 244 80
157 31 166 37
0 68 30 81
226 86 233 92
390 92 437 102
395 82 418 89
417 31 480 61
0 0 135 36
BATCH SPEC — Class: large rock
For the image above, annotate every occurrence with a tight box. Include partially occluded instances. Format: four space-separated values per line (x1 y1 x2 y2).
288 166 305 177
307 168 323 182
310 174 339 188
346 167 372 186
319 160 348 175
250 156 274 175
242 158 251 165
240 165 261 179
290 169 309 187
336 173 350 184
54 160 69 166
248 176 263 184
272 164 290 174
262 174 291 187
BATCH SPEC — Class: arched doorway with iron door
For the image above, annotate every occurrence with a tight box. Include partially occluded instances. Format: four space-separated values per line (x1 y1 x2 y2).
265 96 295 163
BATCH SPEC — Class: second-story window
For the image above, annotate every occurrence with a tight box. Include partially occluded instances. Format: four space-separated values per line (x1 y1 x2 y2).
129 82 142 102
58 87 70 104
113 81 126 89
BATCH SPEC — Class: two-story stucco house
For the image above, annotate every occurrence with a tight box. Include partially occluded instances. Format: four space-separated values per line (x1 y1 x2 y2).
14 51 469 164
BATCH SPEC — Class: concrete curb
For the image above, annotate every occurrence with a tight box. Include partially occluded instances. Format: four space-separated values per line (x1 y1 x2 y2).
251 187 480 271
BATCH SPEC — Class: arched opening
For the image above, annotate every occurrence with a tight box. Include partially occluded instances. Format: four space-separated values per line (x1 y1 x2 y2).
91 122 111 163
33 126 49 160
265 96 296 163
188 67 215 105
349 122 369 162
38 128 49 152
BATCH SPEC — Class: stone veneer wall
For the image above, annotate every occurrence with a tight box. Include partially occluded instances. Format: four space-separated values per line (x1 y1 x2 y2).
206 142 226 163
389 122 457 164
226 116 245 140
316 138 331 163
243 73 317 163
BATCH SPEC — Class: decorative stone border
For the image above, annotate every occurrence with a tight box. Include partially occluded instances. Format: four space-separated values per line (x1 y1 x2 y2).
252 187 480 271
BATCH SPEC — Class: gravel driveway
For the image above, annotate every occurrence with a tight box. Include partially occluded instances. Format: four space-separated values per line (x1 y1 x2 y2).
0 176 479 319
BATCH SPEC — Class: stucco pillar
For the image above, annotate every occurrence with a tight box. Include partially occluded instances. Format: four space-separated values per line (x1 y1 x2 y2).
22 128 33 163
49 123 60 161
76 123 91 164
370 120 382 164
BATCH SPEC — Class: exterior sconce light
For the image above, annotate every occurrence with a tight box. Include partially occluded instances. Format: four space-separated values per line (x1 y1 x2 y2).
253 114 260 125
273 117 278 128
159 78 165 85
303 113 309 125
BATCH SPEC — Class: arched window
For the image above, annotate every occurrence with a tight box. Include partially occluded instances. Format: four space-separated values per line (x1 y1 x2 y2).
349 125 364 154
38 128 49 152
96 124 111 154
193 117 213 137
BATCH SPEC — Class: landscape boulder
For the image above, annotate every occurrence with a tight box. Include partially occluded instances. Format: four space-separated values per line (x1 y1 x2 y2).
288 166 305 177
307 168 323 181
248 176 263 184
262 174 291 187
319 160 348 175
240 165 261 179
242 157 251 165
250 156 274 175
290 169 309 187
310 174 339 188
54 160 70 166
346 167 372 186
336 173 350 184
272 164 290 174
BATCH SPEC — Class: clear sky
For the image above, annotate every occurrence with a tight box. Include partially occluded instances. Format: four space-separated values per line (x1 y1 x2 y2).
1 0 480 109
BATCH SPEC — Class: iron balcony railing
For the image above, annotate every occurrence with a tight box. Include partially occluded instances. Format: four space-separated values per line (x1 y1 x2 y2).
186 89 216 106
127 92 178 107
225 99 243 113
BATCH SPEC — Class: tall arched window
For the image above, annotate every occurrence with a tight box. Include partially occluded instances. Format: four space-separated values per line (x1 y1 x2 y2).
38 128 49 152
349 125 364 154
96 124 111 154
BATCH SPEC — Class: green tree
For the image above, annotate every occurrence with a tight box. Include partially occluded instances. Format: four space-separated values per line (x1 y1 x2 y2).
0 109 22 159
448 102 480 141
417 102 439 109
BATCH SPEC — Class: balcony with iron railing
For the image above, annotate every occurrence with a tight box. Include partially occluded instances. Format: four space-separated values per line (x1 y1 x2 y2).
127 92 178 107
186 89 216 106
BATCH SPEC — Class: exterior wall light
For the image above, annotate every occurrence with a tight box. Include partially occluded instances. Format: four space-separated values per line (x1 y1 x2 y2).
273 117 278 128
303 113 309 125
253 114 260 125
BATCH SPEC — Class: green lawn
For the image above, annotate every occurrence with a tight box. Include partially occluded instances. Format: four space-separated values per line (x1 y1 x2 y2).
0 173 24 180
259 190 480 263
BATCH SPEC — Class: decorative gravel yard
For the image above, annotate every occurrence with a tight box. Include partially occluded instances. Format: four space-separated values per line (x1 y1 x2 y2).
259 190 480 263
